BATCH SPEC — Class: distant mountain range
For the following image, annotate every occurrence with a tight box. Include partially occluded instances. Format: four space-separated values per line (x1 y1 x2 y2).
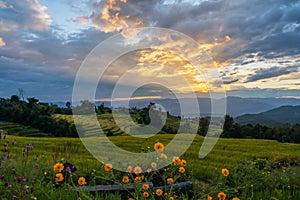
110 96 300 117
50 96 300 118
235 105 300 127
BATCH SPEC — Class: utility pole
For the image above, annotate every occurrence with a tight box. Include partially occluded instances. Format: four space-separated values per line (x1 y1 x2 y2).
18 88 24 101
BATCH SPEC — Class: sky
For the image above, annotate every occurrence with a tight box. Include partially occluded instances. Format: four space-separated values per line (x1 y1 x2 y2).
0 0 300 102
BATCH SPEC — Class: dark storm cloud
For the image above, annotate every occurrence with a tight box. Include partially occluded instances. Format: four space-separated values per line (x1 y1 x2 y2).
222 78 239 85
245 66 299 83
247 31 300 59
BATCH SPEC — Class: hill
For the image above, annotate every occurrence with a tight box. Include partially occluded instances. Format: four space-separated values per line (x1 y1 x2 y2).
92 96 300 117
235 105 300 127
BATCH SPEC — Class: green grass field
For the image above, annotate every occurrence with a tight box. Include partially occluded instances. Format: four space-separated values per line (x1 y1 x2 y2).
1 116 300 199
1 133 300 199
2 134 300 181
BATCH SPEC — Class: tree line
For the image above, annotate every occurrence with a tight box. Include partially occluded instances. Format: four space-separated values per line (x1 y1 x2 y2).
0 95 77 137
0 96 299 143
198 115 300 143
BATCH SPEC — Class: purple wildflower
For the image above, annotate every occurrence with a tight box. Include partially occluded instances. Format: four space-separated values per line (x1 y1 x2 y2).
7 149 10 158
4 141 9 147
6 183 12 187
22 149 26 157
26 144 31 151
35 153 38 161
3 132 8 139
11 167 16 174
12 139 16 145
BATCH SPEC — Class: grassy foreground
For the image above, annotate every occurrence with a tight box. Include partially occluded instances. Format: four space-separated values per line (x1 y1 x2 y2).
0 133 300 199
3 134 300 179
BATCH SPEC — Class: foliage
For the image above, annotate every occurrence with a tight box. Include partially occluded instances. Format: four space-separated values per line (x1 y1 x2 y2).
221 115 300 143
0 96 76 137
200 158 300 200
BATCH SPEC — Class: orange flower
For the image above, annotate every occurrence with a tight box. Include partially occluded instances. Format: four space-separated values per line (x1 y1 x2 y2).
181 159 187 166
232 198 240 200
134 176 142 183
167 178 174 185
127 166 132 173
55 173 64 182
147 168 152 173
207 195 213 200
151 162 157 168
53 163 64 173
221 168 229 177
154 142 164 152
160 153 168 159
179 167 185 173
218 192 226 200
164 192 168 197
169 197 174 200
143 191 149 198
104 163 113 172
78 177 86 185
134 166 142 175
128 198 134 200
156 188 163 196
142 183 149 190
173 157 181 165
122 176 129 184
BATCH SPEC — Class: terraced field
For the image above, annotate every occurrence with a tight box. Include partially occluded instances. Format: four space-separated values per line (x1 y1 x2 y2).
0 122 49 137
52 114 150 137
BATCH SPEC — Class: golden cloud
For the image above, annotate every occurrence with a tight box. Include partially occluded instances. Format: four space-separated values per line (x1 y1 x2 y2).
74 17 89 24
0 37 6 47
136 49 217 93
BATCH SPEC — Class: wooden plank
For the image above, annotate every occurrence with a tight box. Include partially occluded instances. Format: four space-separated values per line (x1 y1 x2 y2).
72 181 192 192
73 182 153 192
153 181 193 190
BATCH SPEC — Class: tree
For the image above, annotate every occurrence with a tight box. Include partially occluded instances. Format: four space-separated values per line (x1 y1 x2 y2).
198 117 209 136
10 95 20 103
66 101 71 109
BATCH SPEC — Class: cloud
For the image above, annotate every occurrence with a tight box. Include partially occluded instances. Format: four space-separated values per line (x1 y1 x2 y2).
222 78 239 85
0 0 7 8
0 0 52 32
1 0 300 100
74 0 300 64
73 16 89 24
0 37 5 46
227 88 300 98
86 0 131 32
245 66 299 83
